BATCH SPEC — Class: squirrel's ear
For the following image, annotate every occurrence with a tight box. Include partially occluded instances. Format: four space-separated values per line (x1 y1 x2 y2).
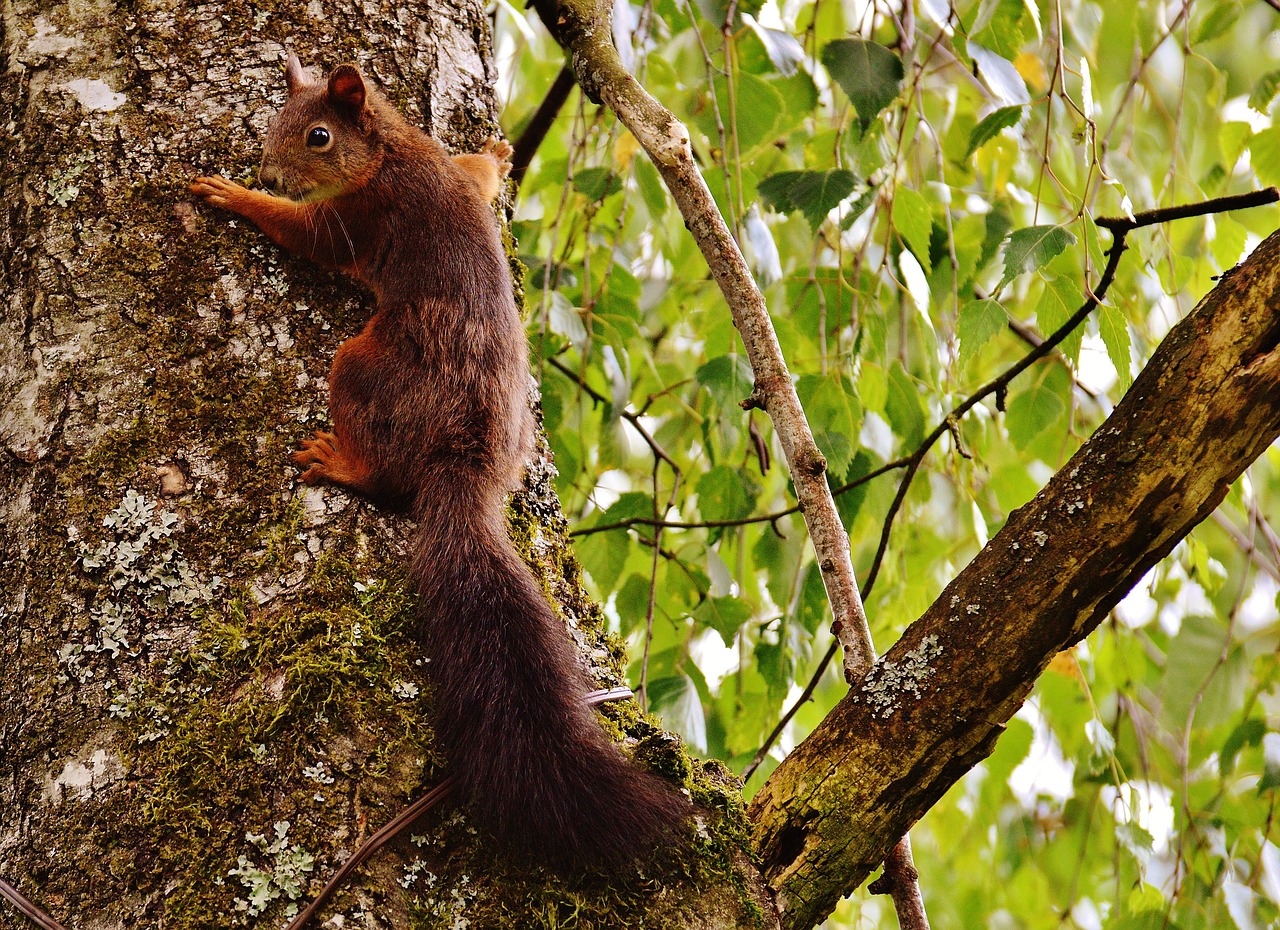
285 52 312 95
328 65 367 116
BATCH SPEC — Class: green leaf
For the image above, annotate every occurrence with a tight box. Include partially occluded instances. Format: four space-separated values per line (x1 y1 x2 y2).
821 38 905 132
1005 383 1065 449
885 361 926 449
1161 614 1247 730
971 0 1027 61
979 208 1014 276
1035 277 1086 365
1126 883 1164 914
748 21 806 76
758 169 858 228
1211 215 1247 271
1220 718 1266 776
696 465 761 522
633 156 667 218
856 361 888 413
696 355 755 411
572 167 622 200
696 71 783 153
983 718 1033 788
793 170 858 229
892 187 933 271
1249 70 1280 114
957 299 1008 368
1220 121 1253 165
796 373 862 478
1098 306 1132 391
840 184 879 230
1248 125 1280 187
578 493 653 589
999 225 1077 290
1193 0 1239 44
647 675 707 752
729 71 785 151
546 291 587 347
757 170 806 213
771 71 821 135
693 595 754 646
967 105 1025 158
615 574 653 635
794 562 828 635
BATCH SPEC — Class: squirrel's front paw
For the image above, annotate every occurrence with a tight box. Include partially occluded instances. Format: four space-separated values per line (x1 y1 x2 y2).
190 175 244 208
481 137 515 179
292 430 339 485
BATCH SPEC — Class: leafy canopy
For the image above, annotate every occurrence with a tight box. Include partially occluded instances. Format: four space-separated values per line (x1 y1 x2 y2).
496 0 1280 925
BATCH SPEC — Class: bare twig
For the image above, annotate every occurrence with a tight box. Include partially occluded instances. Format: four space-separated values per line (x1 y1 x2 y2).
0 879 69 930
510 64 577 183
569 456 910 537
539 0 875 678
1095 187 1280 234
870 836 930 930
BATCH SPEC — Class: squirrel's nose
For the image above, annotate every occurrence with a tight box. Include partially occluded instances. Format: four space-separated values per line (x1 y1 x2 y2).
259 165 282 192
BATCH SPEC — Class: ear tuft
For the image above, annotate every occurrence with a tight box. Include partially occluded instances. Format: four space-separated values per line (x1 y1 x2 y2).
327 65 367 115
285 52 312 95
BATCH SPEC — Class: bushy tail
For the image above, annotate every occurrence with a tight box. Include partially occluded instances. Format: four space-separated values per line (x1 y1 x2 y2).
409 485 691 872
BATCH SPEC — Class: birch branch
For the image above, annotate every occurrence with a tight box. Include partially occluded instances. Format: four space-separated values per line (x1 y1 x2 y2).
531 0 929 924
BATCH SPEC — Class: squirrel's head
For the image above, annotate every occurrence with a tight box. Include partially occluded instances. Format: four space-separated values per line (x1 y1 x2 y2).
259 54 384 201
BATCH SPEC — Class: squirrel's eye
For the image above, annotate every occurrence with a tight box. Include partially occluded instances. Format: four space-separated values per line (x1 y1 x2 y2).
307 126 331 148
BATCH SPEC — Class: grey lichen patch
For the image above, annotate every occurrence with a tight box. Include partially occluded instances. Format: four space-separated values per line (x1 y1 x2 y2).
857 634 944 721
59 489 221 687
226 821 317 921
43 746 126 802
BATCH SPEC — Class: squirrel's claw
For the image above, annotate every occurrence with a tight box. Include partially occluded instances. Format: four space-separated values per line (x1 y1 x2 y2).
481 137 514 179
190 175 244 207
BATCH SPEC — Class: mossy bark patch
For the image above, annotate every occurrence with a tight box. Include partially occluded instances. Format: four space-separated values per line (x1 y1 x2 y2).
1 2 772 928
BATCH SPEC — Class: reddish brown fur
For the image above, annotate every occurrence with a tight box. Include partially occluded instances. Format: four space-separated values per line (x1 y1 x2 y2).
191 56 690 872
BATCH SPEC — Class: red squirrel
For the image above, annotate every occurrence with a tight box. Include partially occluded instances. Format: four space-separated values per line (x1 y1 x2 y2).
190 55 690 871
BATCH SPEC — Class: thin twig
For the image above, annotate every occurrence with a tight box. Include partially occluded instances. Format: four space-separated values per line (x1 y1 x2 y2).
570 457 910 537
0 880 69 930
510 64 578 184
1095 187 1280 234
744 187 1280 779
870 835 930 930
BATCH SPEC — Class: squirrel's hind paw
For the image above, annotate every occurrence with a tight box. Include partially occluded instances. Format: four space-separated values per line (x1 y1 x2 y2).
481 137 514 178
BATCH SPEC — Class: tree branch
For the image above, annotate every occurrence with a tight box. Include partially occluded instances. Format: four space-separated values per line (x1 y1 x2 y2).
510 64 577 184
1095 187 1279 234
542 0 874 672
533 0 930 921
749 226 1280 929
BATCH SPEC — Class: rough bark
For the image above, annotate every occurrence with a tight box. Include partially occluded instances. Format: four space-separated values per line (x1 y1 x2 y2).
749 230 1280 929
0 3 767 928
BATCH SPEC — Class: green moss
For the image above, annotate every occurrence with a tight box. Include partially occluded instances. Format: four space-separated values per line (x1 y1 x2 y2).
115 546 435 926
8 36 765 927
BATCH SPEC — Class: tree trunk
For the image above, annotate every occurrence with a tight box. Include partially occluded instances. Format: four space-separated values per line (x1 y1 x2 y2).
0 3 769 928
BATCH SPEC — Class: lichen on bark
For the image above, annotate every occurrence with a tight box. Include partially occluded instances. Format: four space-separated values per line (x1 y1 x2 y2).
1 2 765 928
